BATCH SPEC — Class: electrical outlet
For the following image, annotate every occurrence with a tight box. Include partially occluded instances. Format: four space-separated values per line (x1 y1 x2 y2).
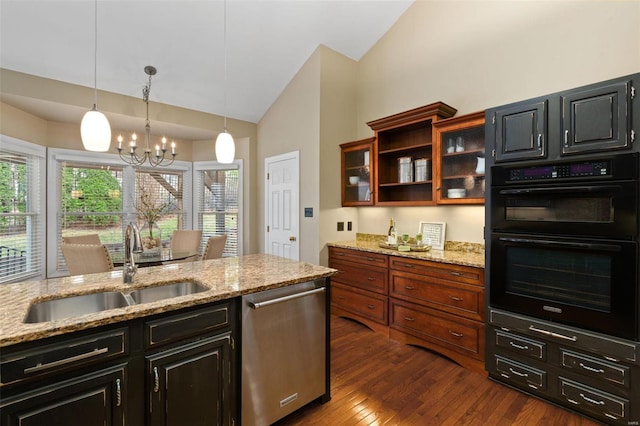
337 222 344 231
347 221 352 231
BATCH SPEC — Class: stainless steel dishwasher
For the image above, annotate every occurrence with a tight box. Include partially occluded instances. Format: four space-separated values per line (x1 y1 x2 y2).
241 279 329 425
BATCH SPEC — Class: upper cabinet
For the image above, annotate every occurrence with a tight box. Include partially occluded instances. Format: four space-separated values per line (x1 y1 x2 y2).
493 100 547 163
433 111 486 204
488 72 639 164
367 102 457 206
561 79 632 155
340 137 375 206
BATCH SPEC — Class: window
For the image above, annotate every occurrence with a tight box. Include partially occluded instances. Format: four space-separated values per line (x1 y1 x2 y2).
194 161 242 256
47 148 192 277
0 136 46 283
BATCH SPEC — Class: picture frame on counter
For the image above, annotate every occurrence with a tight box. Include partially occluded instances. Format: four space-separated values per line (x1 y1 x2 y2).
418 221 446 250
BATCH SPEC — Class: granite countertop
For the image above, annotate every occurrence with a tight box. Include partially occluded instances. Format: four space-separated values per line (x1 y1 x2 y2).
0 254 337 347
328 238 485 269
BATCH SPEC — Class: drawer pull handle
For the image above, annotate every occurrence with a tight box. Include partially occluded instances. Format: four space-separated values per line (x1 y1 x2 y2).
449 296 463 302
509 368 528 378
509 342 529 351
449 271 463 277
367 257 375 261
579 393 605 406
115 378 122 407
529 325 577 342
366 304 375 309
367 277 376 281
404 286 415 290
579 363 605 374
337 295 345 300
153 367 160 393
401 263 414 268
404 316 415 322
448 330 464 338
24 347 109 374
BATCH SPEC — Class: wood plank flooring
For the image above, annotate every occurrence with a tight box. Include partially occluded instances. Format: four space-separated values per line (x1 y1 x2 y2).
276 315 601 426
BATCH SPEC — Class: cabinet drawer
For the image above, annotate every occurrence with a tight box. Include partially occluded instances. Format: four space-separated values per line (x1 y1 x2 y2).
489 308 638 364
332 282 387 325
330 259 388 295
389 256 483 287
494 355 546 391
329 247 388 268
559 377 629 423
561 349 630 388
495 330 545 360
390 300 482 357
390 271 482 320
146 303 231 348
1 327 128 387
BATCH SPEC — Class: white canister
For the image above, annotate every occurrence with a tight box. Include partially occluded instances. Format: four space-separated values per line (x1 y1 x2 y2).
414 158 430 182
398 157 413 183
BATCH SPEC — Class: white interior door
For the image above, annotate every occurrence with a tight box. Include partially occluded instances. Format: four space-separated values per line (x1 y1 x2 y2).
265 151 299 260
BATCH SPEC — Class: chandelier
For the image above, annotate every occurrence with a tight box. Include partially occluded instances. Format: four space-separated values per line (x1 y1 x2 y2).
116 66 177 167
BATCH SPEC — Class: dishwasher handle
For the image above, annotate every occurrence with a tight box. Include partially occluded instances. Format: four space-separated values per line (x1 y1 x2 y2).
248 287 326 309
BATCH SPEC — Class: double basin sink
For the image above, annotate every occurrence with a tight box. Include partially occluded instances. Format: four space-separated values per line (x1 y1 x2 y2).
24 281 208 324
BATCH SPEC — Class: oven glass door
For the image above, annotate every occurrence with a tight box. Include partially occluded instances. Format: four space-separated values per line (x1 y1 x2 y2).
491 181 637 238
490 232 638 340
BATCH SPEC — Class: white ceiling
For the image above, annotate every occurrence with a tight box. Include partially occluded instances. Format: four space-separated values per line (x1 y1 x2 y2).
0 0 413 134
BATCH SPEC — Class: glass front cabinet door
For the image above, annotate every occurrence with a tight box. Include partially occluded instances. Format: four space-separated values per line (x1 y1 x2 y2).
433 111 486 204
340 137 375 206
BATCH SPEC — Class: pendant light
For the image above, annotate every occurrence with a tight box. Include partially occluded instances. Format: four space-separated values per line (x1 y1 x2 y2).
215 0 235 164
81 0 111 152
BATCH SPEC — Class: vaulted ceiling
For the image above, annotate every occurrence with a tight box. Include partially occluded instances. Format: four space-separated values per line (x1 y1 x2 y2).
1 0 413 136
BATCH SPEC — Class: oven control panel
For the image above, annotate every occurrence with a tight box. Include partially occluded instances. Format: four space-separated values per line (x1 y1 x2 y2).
507 160 612 181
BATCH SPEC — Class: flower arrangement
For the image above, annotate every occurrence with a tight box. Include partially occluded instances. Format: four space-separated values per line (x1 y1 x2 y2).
134 180 172 250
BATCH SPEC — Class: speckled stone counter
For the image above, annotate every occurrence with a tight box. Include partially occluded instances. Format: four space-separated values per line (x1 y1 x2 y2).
328 234 485 269
0 254 337 347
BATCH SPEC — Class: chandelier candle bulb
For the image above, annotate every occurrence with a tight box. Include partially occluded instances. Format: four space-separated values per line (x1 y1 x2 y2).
155 145 160 157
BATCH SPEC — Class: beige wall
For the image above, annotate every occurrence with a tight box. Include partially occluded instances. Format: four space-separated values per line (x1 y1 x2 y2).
350 0 640 243
257 49 321 263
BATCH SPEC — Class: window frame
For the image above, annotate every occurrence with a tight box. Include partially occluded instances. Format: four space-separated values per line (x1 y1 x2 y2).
0 135 47 283
47 148 192 278
193 159 243 256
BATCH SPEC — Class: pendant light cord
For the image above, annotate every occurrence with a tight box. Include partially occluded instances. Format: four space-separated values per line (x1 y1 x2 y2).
223 0 228 131
92 0 99 108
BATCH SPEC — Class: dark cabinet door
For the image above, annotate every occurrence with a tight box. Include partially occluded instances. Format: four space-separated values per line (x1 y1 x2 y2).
494 100 547 162
561 79 632 155
147 334 232 426
0 364 127 426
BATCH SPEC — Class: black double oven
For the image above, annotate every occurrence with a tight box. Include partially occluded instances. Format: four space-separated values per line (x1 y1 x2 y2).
489 153 639 340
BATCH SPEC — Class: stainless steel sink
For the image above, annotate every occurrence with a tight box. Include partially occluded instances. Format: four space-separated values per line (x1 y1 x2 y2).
128 281 208 304
24 292 130 323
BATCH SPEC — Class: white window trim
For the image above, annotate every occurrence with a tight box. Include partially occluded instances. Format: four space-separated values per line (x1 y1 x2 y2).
193 159 243 256
0 135 46 282
47 148 193 278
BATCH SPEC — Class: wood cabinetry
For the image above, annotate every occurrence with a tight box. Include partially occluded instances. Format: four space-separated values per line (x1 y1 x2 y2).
433 111 486 204
488 73 638 163
388 256 485 374
144 303 235 426
367 102 457 206
0 300 237 426
329 246 389 334
329 246 485 373
488 308 640 425
340 137 375 206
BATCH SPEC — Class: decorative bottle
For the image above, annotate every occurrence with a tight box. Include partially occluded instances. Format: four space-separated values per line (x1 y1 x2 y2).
387 218 397 245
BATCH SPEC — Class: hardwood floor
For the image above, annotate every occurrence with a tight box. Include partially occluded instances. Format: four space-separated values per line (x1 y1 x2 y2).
276 315 601 426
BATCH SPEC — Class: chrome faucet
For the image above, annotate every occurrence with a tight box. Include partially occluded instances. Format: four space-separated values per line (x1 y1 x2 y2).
124 222 143 283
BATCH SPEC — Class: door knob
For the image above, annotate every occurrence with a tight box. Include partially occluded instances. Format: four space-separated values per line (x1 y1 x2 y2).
289 236 296 242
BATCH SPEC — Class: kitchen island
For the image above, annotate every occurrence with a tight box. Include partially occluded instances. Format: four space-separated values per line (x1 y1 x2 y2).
0 254 336 426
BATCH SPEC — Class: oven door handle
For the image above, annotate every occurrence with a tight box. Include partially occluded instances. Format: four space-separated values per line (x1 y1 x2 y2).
498 185 622 195
498 237 622 252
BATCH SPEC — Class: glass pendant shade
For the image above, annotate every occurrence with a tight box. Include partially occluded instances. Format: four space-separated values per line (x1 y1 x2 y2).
81 106 112 152
215 131 235 164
